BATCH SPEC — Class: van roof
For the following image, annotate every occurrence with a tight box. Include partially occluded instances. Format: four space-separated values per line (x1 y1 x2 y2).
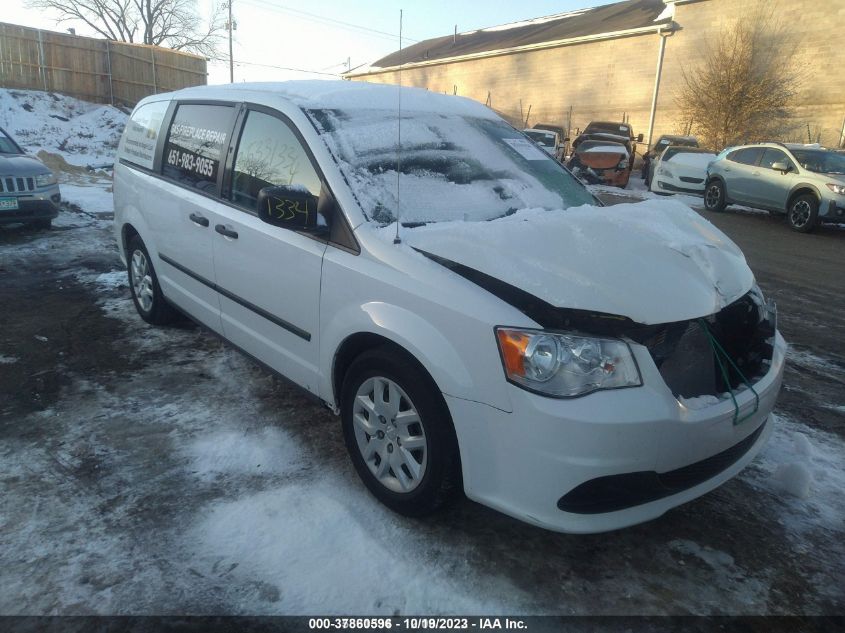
162 80 498 119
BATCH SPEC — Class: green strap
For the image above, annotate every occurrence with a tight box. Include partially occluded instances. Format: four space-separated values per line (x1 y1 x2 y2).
698 319 760 425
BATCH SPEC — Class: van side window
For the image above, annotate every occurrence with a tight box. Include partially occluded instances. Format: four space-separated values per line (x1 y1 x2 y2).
230 110 322 212
162 104 234 194
121 100 169 170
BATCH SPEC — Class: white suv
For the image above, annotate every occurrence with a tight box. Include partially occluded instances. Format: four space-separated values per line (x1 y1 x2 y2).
113 82 785 533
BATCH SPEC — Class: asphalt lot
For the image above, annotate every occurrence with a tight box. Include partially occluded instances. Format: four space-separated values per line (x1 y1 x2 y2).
0 190 843 615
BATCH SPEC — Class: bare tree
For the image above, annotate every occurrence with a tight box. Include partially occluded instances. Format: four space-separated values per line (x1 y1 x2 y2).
676 3 804 150
27 0 226 58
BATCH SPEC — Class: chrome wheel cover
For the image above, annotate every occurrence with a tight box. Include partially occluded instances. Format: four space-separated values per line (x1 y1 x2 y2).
789 200 811 228
352 376 428 493
130 249 154 313
705 184 721 209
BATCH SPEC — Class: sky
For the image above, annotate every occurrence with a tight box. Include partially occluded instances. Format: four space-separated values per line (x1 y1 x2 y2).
3 0 610 84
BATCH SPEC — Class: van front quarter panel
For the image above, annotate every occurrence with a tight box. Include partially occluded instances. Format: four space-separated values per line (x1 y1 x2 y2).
318 242 529 414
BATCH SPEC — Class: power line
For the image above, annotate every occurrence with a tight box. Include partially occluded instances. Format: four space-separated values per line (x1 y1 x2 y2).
209 58 342 77
239 0 420 44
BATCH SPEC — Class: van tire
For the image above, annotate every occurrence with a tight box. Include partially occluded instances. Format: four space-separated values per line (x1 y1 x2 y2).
704 179 727 212
127 234 177 325
31 219 52 230
340 347 461 517
787 193 819 233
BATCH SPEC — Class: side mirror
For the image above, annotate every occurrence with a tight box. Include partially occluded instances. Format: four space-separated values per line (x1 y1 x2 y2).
771 161 790 173
257 185 319 231
637 133 644 143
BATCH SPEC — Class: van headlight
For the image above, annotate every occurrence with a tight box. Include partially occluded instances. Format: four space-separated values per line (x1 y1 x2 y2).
495 328 642 398
36 172 57 187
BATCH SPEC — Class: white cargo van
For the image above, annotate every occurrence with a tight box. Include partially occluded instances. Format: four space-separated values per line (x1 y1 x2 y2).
113 81 785 533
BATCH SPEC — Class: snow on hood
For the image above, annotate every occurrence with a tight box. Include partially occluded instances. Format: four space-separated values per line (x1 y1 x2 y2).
581 145 629 155
397 200 754 325
664 152 716 171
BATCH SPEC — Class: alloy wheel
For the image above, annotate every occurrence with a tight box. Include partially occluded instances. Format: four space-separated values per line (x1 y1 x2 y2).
130 249 154 313
705 184 721 209
789 200 811 229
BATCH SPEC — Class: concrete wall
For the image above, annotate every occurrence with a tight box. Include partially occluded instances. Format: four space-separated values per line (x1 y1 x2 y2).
353 32 660 141
656 0 845 147
351 0 845 149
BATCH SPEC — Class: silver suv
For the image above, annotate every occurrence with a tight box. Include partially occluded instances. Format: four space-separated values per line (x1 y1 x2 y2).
704 143 845 232
0 126 61 230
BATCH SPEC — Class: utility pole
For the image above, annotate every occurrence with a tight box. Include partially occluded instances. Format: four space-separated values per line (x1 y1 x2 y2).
228 1 234 83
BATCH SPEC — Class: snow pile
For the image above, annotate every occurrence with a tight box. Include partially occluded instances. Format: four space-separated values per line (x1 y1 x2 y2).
769 433 815 499
771 462 813 499
743 413 845 532
0 88 127 167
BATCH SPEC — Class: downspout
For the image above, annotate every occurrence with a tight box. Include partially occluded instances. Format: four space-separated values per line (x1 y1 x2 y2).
645 24 675 153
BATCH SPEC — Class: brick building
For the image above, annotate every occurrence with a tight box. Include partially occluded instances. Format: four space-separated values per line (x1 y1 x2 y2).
346 0 845 150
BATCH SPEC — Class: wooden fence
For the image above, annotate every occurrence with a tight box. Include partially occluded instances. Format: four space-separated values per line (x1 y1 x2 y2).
0 22 207 107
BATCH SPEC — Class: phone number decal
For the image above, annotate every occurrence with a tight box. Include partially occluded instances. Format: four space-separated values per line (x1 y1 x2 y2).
166 147 216 179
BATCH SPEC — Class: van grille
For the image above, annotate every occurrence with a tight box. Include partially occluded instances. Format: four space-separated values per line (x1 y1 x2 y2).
638 293 775 398
0 176 35 193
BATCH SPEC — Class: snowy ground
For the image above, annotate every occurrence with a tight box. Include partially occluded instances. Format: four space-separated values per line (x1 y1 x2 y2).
1 180 843 615
1 89 843 615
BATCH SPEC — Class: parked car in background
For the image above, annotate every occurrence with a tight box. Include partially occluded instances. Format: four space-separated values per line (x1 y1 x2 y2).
523 128 560 159
0 126 60 229
641 135 698 181
113 81 784 533
650 146 716 195
705 142 845 232
532 123 568 161
572 121 643 161
567 139 632 187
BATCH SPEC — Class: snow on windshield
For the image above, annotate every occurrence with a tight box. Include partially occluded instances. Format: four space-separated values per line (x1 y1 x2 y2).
305 108 594 224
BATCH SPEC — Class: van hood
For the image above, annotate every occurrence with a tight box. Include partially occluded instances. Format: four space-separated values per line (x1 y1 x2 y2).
401 200 754 325
0 154 49 176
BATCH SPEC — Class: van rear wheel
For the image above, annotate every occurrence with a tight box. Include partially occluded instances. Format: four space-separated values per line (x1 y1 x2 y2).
340 347 460 517
127 235 177 325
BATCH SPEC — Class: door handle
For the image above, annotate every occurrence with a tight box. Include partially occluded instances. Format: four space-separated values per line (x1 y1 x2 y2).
189 213 209 227
752 171 761 176
215 224 238 239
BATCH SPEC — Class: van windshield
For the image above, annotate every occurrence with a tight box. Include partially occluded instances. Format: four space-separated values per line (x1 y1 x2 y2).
305 108 595 225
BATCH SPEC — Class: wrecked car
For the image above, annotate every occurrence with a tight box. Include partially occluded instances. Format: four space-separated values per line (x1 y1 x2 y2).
114 81 784 533
567 139 632 187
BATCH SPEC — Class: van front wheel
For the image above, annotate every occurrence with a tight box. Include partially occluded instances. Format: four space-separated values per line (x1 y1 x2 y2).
340 347 460 517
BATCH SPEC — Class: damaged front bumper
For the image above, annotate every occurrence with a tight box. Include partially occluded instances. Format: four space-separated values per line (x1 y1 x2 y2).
447 292 785 534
